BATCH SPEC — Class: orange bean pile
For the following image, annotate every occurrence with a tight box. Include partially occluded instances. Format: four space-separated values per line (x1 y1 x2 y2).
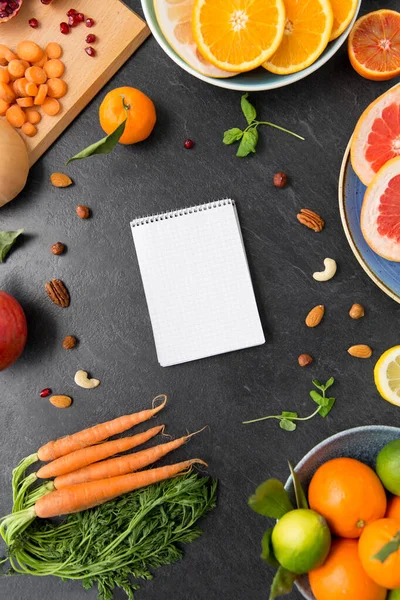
0 40 67 138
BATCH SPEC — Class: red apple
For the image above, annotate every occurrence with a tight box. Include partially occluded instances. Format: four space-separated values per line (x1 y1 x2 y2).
0 291 27 371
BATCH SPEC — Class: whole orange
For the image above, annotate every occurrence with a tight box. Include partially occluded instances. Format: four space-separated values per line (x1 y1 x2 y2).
99 86 156 145
359 518 400 589
309 538 387 600
386 496 400 521
308 457 387 538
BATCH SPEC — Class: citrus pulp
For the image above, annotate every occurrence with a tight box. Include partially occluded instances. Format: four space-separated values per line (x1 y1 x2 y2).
329 0 359 41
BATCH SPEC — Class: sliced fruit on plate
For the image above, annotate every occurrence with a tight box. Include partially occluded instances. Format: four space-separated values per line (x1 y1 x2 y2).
348 9 400 81
361 156 400 262
375 346 400 406
351 83 400 186
329 0 359 42
263 0 333 75
153 0 237 78
192 0 286 73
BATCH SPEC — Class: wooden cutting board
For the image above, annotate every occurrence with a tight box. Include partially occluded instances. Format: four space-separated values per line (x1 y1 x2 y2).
1 0 150 165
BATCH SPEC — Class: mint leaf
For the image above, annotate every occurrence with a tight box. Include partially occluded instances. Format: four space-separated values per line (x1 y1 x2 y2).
280 419 297 432
310 390 328 406
319 397 335 417
236 128 258 157
67 118 127 164
249 479 294 519
241 93 257 125
261 528 279 567
312 379 323 390
288 461 308 510
324 377 335 390
0 229 24 263
281 411 298 420
269 566 297 600
223 128 243 145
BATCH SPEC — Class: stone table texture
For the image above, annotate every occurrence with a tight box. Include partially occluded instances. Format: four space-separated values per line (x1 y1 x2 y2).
1 1 399 599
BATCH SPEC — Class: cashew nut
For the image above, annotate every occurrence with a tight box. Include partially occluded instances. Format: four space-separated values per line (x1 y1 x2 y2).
313 258 337 282
74 370 100 389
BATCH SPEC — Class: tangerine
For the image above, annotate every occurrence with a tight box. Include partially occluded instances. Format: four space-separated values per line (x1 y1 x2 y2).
309 538 387 600
386 496 400 521
359 518 400 589
99 86 156 145
308 457 387 538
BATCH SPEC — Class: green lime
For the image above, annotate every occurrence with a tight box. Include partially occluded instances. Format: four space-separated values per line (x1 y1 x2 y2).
376 440 400 494
271 508 331 575
388 590 400 600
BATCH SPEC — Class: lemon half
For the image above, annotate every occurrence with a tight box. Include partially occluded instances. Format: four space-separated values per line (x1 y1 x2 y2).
374 346 400 406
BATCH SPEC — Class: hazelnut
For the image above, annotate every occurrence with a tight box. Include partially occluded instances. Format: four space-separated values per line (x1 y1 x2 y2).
76 205 90 219
349 303 365 319
273 171 288 188
62 335 77 350
298 354 313 367
50 242 65 255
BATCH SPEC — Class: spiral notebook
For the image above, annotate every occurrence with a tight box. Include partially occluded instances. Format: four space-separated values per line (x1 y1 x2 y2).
130 199 265 366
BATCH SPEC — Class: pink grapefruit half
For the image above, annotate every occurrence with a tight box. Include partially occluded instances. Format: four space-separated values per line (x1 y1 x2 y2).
361 156 400 262
351 83 400 186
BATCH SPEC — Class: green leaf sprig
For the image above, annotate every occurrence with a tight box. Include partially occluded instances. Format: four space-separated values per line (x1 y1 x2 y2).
0 229 23 263
67 96 129 164
223 94 305 157
243 378 336 431
373 530 400 563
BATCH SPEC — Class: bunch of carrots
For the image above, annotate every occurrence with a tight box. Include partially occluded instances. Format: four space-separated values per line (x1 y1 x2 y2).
1 394 207 540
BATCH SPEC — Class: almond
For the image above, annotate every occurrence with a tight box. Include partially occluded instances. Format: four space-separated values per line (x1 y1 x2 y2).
49 394 72 408
349 303 365 319
305 305 325 328
50 172 73 188
348 344 372 359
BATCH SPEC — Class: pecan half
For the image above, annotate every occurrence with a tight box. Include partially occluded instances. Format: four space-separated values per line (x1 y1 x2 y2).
45 279 70 308
297 209 325 232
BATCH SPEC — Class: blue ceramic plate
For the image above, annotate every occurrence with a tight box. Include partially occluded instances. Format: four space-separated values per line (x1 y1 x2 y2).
284 425 400 600
339 141 400 304
141 0 361 91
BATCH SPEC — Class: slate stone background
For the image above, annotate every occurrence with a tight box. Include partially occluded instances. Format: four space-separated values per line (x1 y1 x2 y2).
1 1 399 598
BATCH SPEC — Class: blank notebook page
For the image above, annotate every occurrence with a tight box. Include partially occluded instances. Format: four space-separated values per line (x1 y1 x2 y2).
130 199 265 366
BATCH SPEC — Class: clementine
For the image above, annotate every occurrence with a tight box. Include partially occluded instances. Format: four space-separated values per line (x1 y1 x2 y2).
359 518 400 589
309 538 387 600
99 86 156 145
308 457 387 538
387 496 400 521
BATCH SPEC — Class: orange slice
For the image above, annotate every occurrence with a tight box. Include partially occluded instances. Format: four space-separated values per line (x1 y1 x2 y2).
351 83 400 186
154 0 237 78
329 0 359 41
263 0 333 75
348 9 400 81
192 0 286 73
361 156 400 262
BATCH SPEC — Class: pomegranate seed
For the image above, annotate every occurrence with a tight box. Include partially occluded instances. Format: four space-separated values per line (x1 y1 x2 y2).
85 46 96 57
184 139 195 149
68 13 78 26
29 17 39 28
86 33 96 43
60 21 69 34
9 1 19 9
0 11 7 17
40 388 52 398
75 12 84 22
85 17 94 27
40 0 52 4
66 8 77 16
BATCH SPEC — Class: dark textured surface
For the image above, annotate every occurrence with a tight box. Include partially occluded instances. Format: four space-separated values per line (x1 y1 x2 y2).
1 1 399 599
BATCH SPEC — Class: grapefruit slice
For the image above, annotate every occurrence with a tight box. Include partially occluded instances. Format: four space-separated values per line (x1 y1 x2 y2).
263 0 333 75
192 0 286 73
348 10 400 81
361 156 400 262
153 0 237 78
329 0 359 42
351 83 400 186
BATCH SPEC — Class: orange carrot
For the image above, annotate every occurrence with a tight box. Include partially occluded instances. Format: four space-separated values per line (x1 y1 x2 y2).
54 428 205 489
37 425 164 480
37 395 167 462
34 459 207 518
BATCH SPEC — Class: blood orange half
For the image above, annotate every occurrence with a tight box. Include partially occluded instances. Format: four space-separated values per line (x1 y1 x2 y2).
361 156 400 262
351 83 400 186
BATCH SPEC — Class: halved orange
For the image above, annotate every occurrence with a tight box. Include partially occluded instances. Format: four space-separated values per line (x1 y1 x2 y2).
263 0 333 75
348 9 400 81
329 0 359 41
192 0 286 73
